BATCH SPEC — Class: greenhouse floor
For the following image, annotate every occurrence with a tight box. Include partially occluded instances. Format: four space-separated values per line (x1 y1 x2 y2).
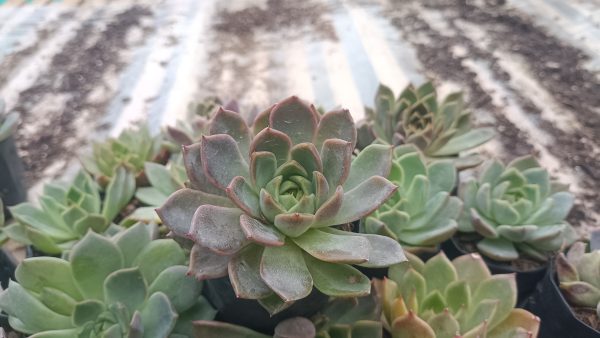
0 0 598 243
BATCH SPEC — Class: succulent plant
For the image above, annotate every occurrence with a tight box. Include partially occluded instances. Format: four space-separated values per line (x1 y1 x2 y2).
80 125 165 186
158 96 405 311
556 241 600 318
0 223 216 337
377 252 540 338
358 83 494 169
194 292 383 338
0 99 19 143
135 156 186 207
4 168 135 254
164 98 239 150
362 144 461 253
458 155 577 261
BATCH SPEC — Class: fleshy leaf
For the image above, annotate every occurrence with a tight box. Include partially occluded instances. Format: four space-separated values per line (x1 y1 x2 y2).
293 229 369 264
157 188 233 237
269 96 318 145
190 205 247 255
188 244 230 280
304 254 370 297
201 134 250 189
103 268 146 310
260 242 313 302
332 176 397 225
315 109 356 149
209 107 252 155
344 144 393 191
274 213 315 238
70 232 124 300
250 128 292 166
240 214 285 246
229 245 272 299
139 292 177 338
321 139 353 189
149 266 203 313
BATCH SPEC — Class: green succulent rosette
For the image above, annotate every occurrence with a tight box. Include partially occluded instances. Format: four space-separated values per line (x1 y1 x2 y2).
5 168 134 255
458 155 577 261
378 252 540 338
362 144 461 253
556 241 600 316
81 125 164 186
0 223 216 337
158 96 406 312
358 83 494 170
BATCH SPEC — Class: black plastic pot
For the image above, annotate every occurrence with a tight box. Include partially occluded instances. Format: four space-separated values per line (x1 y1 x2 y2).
202 276 329 335
0 136 26 213
522 260 599 337
441 237 547 303
0 248 16 290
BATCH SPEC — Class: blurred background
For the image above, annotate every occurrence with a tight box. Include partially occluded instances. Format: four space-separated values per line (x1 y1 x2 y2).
0 0 598 237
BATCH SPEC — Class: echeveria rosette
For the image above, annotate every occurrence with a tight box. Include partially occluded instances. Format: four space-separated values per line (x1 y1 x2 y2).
158 96 406 311
378 252 540 338
5 168 135 255
556 241 600 317
458 155 578 262
0 223 216 337
358 83 494 170
81 125 165 187
362 145 461 253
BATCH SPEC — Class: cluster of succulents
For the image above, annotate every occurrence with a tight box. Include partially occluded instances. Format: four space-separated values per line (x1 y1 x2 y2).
556 241 600 317
0 223 216 337
158 96 406 311
80 125 165 186
362 144 461 253
4 168 134 255
458 155 577 261
378 251 540 337
3 83 581 338
358 83 494 169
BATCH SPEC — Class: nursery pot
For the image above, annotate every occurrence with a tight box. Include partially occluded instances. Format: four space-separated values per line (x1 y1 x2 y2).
202 276 329 334
522 260 599 337
0 248 16 289
0 135 26 212
441 236 546 303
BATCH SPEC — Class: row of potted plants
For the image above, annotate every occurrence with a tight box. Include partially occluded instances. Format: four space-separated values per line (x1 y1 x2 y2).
0 83 596 337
